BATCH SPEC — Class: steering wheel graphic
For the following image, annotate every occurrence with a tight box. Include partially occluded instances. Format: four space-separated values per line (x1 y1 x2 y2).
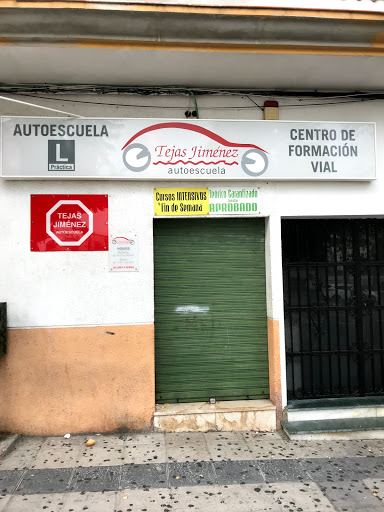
241 149 269 177
122 143 151 172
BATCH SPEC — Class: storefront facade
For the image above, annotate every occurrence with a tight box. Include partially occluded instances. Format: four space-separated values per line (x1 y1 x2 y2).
1 0 384 436
0 106 380 435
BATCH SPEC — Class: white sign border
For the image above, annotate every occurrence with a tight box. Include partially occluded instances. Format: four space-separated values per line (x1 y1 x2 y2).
1 117 377 182
46 200 94 247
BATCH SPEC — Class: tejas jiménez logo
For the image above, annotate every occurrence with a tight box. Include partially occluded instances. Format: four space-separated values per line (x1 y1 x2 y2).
121 122 269 177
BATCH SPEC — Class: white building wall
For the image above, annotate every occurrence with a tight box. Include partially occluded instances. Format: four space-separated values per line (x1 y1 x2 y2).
0 94 382 342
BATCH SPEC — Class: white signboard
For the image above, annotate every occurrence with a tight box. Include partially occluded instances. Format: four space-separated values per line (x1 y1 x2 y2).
1 117 376 181
109 234 138 272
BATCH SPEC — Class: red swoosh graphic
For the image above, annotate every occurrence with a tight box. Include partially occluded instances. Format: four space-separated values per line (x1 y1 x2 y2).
121 122 267 152
153 160 239 166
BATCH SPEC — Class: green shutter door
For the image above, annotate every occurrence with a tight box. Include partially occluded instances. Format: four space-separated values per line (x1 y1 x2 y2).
154 218 269 403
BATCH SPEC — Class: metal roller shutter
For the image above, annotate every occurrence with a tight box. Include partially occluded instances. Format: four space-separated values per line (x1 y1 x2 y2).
154 217 269 403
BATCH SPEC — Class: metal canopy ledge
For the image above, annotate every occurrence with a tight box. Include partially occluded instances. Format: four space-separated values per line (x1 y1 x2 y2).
1 7 384 49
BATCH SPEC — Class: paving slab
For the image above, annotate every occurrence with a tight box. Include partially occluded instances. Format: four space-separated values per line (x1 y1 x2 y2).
242 432 373 460
120 463 167 490
204 431 254 461
31 437 82 469
0 471 23 495
354 457 384 478
125 433 165 445
168 461 217 488
303 457 384 482
0 495 11 512
359 440 384 457
169 483 279 511
320 479 384 511
282 439 381 460
258 459 310 483
76 435 126 467
115 487 171 512
124 441 167 464
69 465 121 493
166 432 210 462
303 458 357 482
0 437 43 471
3 493 65 512
61 491 116 512
0 437 19 462
169 482 333 512
267 435 383 459
243 431 299 460
363 477 384 502
213 460 264 485
266 481 334 511
15 468 73 495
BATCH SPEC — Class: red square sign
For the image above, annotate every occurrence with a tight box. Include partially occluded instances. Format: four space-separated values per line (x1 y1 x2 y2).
31 195 108 251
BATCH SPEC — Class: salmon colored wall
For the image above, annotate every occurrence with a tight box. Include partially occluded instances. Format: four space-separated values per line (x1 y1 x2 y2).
267 317 282 426
0 324 155 435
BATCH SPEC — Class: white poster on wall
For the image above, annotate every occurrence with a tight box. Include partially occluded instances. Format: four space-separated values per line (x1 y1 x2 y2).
109 234 139 272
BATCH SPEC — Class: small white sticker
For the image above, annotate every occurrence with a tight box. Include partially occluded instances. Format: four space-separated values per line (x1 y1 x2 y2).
109 233 139 272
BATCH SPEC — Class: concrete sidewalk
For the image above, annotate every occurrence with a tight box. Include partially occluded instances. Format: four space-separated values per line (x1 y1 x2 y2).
0 431 383 511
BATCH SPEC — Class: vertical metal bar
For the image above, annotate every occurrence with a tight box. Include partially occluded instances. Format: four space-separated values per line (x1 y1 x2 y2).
375 223 384 394
297 264 305 397
315 263 323 396
380 306 384 394
367 221 375 393
353 220 365 396
374 219 380 263
377 262 384 394
306 264 314 397
344 221 352 395
325 256 333 396
288 266 296 398
334 226 341 394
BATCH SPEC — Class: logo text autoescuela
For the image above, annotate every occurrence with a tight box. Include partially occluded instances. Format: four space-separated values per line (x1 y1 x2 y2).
13 124 109 137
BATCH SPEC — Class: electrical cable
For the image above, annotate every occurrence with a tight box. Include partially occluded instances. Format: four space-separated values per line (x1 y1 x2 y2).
0 95 82 117
1 92 377 110
3 93 186 109
281 98 377 108
188 90 199 118
0 84 382 100
0 91 380 113
246 96 264 111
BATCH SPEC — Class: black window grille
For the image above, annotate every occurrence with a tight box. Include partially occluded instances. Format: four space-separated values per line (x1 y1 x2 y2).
282 219 384 400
